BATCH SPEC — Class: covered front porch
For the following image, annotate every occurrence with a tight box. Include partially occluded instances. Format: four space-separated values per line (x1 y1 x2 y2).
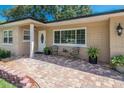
16 19 48 58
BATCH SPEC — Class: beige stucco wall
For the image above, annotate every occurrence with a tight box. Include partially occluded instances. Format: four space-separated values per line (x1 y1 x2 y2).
0 20 110 62
15 26 45 55
0 26 21 56
110 16 124 58
0 24 47 56
17 27 30 56
46 20 110 62
2 16 124 63
15 26 40 56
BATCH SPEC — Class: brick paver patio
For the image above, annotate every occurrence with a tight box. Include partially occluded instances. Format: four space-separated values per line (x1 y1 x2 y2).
0 55 124 88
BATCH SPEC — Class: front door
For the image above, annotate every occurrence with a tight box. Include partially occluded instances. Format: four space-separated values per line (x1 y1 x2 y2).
38 31 46 52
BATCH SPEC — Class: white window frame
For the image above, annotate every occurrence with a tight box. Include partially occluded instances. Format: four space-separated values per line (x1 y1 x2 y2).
53 27 87 47
3 30 13 45
23 29 30 42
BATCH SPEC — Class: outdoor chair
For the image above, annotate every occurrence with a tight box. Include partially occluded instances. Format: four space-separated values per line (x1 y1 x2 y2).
70 47 80 59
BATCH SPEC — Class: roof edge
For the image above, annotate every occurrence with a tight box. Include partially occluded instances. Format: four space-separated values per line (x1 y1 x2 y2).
0 9 124 25
0 17 45 25
45 9 124 23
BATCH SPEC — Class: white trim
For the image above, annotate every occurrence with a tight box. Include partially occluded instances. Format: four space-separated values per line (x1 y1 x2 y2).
0 19 45 28
75 30 77 44
60 31 62 44
3 30 13 45
53 44 87 48
23 29 30 42
38 31 46 52
30 24 34 58
1 43 13 46
53 27 87 47
53 27 87 32
23 40 30 42
85 27 87 47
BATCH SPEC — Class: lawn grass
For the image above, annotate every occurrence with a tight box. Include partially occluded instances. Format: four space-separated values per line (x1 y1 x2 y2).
0 78 16 88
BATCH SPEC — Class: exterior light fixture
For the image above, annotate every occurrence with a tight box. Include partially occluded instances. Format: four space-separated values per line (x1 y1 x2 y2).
116 23 123 36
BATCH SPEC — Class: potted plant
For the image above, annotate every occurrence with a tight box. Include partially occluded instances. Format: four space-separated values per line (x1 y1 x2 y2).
43 47 51 55
111 55 124 73
87 47 100 64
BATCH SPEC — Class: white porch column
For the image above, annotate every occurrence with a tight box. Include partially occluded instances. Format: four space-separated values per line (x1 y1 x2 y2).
30 24 34 58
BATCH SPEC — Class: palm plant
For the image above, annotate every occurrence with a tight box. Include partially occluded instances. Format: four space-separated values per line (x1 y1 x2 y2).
87 47 100 64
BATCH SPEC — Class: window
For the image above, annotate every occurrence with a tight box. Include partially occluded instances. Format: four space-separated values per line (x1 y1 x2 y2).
54 28 86 47
23 30 30 41
3 31 13 44
61 30 75 44
54 31 60 43
77 29 85 44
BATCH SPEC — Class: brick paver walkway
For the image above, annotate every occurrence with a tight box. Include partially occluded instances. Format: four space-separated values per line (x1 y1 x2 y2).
0 55 124 88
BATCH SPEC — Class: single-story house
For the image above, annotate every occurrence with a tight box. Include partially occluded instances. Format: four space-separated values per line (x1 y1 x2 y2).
1 9 124 62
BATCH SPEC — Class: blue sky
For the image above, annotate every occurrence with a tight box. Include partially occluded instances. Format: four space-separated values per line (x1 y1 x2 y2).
0 5 124 21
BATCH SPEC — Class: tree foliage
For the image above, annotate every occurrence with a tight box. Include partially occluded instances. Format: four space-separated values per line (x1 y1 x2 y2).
1 6 47 21
46 5 92 20
1 5 92 22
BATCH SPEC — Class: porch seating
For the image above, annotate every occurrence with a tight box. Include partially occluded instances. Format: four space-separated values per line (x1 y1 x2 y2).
70 47 80 59
50 46 80 59
50 45 59 55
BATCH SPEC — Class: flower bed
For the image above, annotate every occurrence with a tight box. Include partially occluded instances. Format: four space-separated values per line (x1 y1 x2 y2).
0 66 40 88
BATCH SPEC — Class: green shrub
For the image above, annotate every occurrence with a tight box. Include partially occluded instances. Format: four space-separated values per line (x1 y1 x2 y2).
111 55 124 66
43 47 51 55
87 47 100 59
0 48 11 59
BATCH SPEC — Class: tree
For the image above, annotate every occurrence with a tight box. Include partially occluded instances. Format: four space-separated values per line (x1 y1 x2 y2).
1 5 92 22
1 6 47 21
46 5 92 20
